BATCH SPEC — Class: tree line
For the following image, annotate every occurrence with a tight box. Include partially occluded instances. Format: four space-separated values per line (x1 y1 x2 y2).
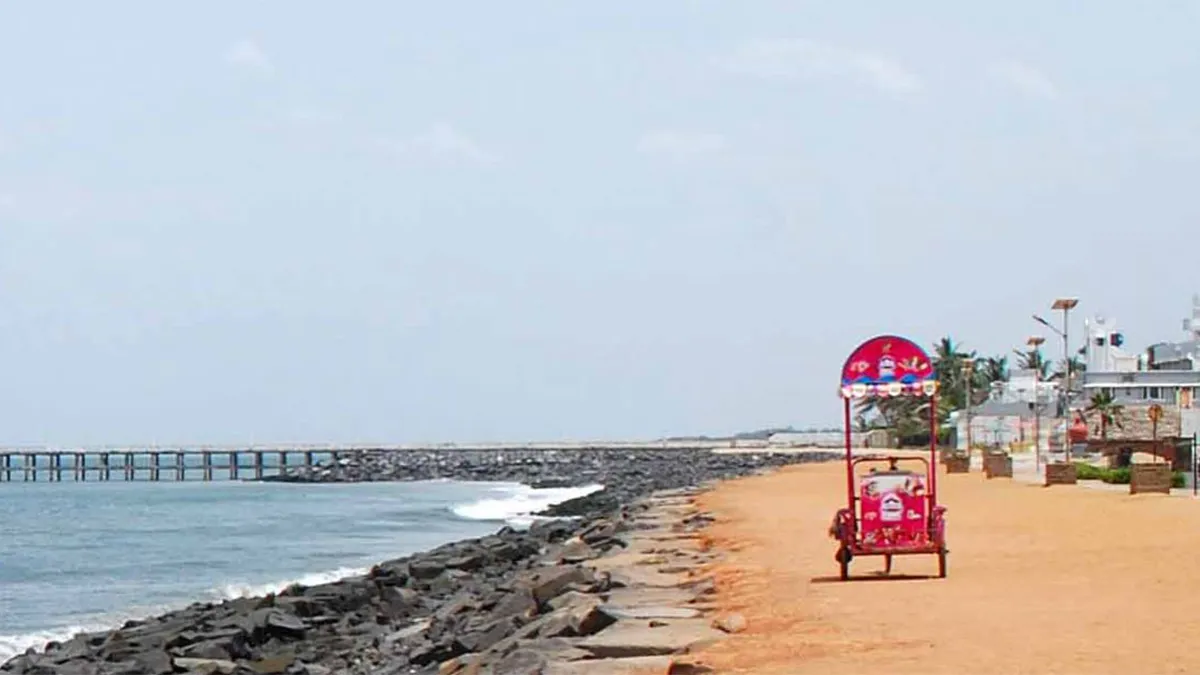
855 336 1086 444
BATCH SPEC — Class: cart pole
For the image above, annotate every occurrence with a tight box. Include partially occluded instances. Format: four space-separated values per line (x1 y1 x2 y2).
929 391 938 508
844 397 854 509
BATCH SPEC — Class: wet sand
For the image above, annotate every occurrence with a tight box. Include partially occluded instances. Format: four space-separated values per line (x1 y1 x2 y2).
690 457 1200 674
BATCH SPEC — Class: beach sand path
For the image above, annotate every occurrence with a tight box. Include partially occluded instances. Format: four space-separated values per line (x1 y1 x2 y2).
691 458 1200 674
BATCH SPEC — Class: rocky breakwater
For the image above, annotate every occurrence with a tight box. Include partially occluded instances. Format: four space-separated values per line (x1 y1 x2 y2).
264 448 836 519
4 450 831 674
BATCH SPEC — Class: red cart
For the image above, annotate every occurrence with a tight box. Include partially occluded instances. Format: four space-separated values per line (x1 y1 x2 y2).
829 334 948 580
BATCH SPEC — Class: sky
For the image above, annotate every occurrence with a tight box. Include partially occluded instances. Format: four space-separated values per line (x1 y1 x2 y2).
1 2 1199 445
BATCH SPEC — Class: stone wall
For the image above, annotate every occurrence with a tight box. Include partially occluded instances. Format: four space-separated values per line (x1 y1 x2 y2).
1080 403 1181 441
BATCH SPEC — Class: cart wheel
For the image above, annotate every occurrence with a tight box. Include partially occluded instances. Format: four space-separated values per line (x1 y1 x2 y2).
884 554 893 575
836 546 851 580
937 550 948 578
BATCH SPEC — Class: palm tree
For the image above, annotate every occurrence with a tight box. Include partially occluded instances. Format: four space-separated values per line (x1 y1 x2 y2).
932 336 977 412
980 356 1009 386
1085 390 1124 440
1053 356 1087 382
1016 349 1052 378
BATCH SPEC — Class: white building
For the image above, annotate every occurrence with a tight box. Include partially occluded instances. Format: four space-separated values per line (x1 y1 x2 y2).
1082 299 1200 408
955 371 1058 450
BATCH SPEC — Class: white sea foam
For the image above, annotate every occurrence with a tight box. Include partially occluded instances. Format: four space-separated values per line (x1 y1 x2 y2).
209 565 371 601
451 483 605 528
0 624 106 663
0 566 371 662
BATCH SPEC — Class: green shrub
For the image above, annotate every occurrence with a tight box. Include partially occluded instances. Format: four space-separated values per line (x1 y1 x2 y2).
1104 467 1131 484
1074 463 1105 481
1074 462 1186 489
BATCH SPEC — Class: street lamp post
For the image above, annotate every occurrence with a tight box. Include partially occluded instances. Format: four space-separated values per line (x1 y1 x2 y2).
1027 335 1046 473
1035 297 1080 461
962 358 976 455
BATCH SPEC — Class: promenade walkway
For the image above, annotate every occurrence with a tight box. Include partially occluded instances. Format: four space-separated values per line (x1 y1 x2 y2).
692 456 1200 674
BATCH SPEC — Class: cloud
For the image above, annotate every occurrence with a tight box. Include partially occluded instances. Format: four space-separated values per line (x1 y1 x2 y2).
376 123 498 167
224 39 274 77
636 130 727 157
989 61 1059 99
0 193 14 210
722 38 921 94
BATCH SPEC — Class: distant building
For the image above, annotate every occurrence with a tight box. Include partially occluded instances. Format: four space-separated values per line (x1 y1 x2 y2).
767 430 845 448
1073 297 1200 464
954 400 1047 450
1081 299 1200 408
955 372 1058 450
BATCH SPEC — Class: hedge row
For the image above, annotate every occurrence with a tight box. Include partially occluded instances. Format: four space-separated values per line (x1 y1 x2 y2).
1073 462 1186 488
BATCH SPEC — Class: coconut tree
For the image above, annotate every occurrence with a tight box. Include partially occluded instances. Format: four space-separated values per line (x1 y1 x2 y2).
1085 390 1124 440
980 356 1009 387
1053 356 1087 381
1016 349 1052 379
932 336 977 412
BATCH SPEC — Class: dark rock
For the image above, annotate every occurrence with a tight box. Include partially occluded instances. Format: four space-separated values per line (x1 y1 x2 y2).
452 616 519 654
579 520 619 545
246 652 295 674
492 648 548 675
444 552 486 572
409 560 446 581
550 538 598 565
134 650 173 675
172 657 239 674
176 637 247 661
517 566 591 607
489 589 538 622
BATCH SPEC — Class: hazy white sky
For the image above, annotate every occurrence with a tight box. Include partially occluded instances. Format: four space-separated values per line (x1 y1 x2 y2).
1 2 1198 445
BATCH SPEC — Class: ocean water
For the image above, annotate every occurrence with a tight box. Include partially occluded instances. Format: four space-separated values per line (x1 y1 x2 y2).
0 477 603 661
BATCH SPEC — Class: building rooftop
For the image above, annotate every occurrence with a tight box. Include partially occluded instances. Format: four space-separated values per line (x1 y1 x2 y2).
1148 339 1198 367
968 400 1038 417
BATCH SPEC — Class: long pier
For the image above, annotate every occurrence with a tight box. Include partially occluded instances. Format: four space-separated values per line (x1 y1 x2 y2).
0 449 334 482
0 440 774 483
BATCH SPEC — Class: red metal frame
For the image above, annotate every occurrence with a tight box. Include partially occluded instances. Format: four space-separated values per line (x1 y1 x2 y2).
831 334 948 580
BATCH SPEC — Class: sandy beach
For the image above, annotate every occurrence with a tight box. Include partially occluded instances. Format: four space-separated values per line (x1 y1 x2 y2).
690 457 1200 675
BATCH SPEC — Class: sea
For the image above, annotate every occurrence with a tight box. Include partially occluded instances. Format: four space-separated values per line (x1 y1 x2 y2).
0 468 603 662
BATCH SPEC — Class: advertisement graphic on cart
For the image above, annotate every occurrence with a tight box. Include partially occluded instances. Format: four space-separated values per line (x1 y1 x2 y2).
880 493 903 522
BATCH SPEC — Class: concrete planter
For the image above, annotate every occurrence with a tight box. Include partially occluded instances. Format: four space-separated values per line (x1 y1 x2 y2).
944 455 971 474
984 453 1013 479
1129 463 1172 495
1044 462 1077 486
